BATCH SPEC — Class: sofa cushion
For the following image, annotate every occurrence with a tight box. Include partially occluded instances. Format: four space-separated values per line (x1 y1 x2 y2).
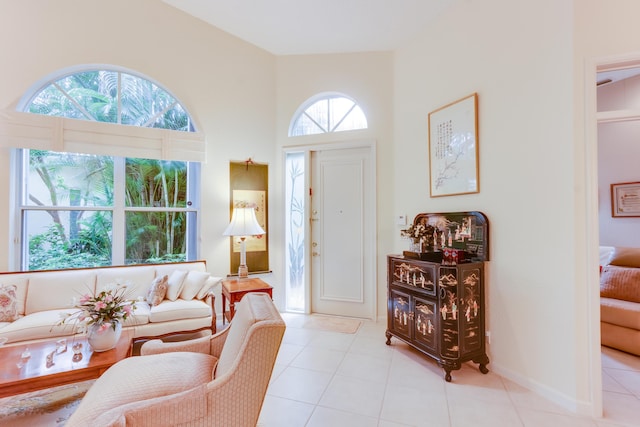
165 270 187 301
146 275 168 306
26 270 96 315
600 265 640 303
65 352 217 427
0 309 80 343
121 301 150 327
0 284 19 322
148 299 212 323
609 247 640 268
0 276 28 316
96 266 156 301
601 297 640 330
180 270 210 300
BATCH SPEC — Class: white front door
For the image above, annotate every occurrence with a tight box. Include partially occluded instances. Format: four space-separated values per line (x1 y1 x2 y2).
310 146 375 319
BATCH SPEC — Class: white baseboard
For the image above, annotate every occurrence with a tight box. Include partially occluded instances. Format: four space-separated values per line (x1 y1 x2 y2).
491 362 595 416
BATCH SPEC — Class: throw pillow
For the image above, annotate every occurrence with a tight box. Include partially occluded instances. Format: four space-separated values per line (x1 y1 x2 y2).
0 284 18 322
600 265 640 303
609 247 640 268
165 270 188 301
146 275 168 306
197 276 222 300
180 270 210 300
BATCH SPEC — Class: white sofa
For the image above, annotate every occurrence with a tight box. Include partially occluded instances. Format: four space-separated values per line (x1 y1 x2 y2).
0 261 221 345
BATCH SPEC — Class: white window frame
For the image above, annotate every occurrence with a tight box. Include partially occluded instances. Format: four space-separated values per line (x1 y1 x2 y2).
288 92 368 137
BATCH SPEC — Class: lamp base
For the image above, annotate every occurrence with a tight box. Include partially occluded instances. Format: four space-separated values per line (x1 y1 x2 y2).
237 264 249 279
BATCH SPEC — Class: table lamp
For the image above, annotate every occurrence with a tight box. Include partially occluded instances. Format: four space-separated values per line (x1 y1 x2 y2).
223 206 265 278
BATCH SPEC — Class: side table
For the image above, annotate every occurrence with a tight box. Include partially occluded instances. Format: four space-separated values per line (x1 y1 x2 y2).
221 277 273 324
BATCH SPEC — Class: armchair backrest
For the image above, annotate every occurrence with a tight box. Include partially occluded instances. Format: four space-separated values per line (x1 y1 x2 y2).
215 292 284 378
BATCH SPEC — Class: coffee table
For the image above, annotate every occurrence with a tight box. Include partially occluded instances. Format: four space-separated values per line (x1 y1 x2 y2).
0 331 133 398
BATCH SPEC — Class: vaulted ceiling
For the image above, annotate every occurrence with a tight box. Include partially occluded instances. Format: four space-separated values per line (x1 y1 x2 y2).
162 0 457 55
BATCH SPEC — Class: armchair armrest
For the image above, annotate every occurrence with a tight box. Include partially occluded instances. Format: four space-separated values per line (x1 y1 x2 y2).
140 335 211 356
140 326 230 357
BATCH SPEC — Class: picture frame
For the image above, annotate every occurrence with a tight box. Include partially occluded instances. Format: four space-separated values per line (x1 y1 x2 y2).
228 161 270 274
611 181 640 217
428 93 479 197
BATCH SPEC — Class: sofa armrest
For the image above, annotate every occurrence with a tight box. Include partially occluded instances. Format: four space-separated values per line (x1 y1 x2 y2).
140 335 211 356
205 293 216 333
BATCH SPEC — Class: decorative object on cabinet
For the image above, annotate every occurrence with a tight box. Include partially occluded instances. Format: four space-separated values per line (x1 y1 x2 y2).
387 211 489 382
428 93 479 198
229 161 269 275
401 211 488 265
611 181 640 217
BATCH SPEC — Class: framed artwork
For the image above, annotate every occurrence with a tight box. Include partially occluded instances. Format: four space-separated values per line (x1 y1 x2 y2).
228 161 270 274
611 181 640 217
428 93 479 197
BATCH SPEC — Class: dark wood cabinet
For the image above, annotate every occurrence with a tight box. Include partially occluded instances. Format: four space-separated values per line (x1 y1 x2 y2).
386 255 489 381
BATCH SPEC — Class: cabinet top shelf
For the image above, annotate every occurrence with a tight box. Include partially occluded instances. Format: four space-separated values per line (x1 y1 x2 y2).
409 211 489 262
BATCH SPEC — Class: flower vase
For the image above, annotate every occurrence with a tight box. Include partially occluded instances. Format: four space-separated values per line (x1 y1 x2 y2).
87 322 122 352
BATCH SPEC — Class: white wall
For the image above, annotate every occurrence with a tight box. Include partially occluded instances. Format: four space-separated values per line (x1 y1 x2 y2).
394 0 586 412
0 0 277 314
597 76 640 247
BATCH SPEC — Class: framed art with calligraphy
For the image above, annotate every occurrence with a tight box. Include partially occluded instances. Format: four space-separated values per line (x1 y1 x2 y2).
611 181 640 217
428 93 479 197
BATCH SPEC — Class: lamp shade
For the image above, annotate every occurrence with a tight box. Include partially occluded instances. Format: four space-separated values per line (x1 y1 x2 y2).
222 207 265 237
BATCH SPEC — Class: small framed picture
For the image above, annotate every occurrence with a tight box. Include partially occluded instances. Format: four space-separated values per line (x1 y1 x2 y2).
611 182 640 217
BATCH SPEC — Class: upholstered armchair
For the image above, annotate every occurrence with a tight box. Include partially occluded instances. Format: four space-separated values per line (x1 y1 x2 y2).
66 292 285 427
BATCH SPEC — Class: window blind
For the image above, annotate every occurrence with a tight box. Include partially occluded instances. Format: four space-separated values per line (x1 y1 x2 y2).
0 110 206 162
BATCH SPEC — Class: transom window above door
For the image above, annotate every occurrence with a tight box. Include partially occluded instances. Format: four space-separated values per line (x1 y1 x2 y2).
289 93 368 136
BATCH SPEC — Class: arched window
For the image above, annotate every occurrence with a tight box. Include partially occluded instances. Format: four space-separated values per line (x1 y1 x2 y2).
15 67 201 270
289 93 367 136
25 69 194 131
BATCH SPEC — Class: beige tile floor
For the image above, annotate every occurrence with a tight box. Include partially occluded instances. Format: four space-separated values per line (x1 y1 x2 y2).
257 313 640 427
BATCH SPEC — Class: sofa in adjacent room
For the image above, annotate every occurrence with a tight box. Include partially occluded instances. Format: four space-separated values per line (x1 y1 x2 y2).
0 260 221 346
600 246 640 356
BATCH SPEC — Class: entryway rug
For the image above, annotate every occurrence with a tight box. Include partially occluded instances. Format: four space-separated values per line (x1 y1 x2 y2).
302 315 362 334
0 380 93 426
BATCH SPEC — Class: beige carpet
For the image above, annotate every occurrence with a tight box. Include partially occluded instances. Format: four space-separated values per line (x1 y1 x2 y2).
0 380 93 426
302 315 362 334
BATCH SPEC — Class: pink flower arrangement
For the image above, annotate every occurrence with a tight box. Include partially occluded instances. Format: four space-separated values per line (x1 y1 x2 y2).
59 285 136 331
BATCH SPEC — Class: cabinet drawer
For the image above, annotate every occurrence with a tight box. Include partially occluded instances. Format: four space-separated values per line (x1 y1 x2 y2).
389 258 437 296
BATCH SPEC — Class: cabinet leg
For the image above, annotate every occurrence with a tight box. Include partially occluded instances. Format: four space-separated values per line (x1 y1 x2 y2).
473 355 490 374
385 331 392 345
